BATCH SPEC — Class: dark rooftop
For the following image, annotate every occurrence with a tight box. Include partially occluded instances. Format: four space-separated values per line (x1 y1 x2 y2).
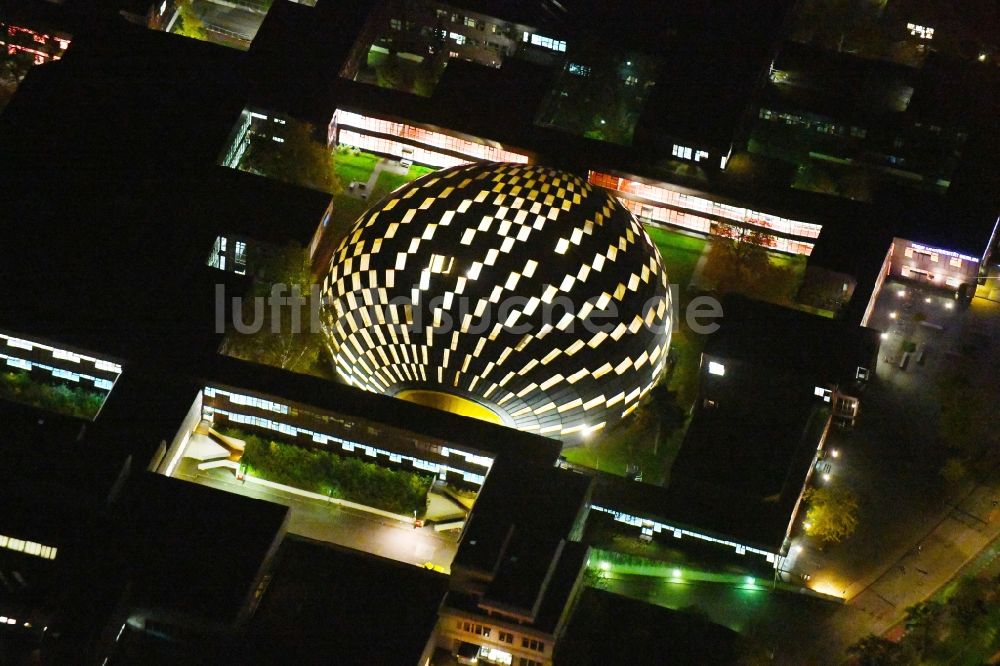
704 295 882 388
244 536 448 666
0 400 130 545
556 587 742 665
111 472 288 627
452 461 591 576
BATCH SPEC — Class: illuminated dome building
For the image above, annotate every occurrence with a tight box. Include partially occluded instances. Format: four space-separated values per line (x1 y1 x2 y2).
323 162 672 441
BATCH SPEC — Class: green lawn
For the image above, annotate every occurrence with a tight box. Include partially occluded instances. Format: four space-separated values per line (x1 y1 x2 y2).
562 226 709 483
562 416 657 479
644 225 708 289
370 170 412 202
332 150 379 188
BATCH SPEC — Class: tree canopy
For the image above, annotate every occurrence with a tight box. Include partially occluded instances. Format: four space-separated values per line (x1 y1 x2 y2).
239 120 339 194
700 224 798 304
803 485 859 543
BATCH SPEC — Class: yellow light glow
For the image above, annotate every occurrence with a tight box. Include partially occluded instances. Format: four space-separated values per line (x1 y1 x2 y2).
396 390 503 425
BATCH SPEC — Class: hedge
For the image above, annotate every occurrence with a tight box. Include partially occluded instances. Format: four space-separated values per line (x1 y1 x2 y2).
234 429 432 515
0 370 106 420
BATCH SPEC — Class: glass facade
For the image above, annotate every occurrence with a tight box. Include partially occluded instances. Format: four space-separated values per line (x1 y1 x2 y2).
332 110 529 166
590 171 820 255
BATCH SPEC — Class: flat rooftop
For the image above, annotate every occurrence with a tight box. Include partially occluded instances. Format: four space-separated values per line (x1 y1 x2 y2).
556 587 741 665
704 295 882 387
111 472 288 626
244 536 448 666
452 461 591 576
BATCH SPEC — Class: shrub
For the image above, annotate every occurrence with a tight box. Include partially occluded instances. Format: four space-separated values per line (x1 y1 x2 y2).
238 431 432 515
0 370 106 420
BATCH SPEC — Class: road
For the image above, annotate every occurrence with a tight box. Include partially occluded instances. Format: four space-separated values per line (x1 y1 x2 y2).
173 457 459 570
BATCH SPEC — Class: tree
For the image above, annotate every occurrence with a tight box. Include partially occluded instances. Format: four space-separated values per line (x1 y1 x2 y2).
802 485 859 544
902 601 944 660
0 55 32 112
939 457 967 484
846 634 912 666
220 242 332 377
239 119 339 194
700 223 798 304
174 0 209 41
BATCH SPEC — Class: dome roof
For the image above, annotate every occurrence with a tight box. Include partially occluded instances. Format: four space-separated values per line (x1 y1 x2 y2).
323 162 672 441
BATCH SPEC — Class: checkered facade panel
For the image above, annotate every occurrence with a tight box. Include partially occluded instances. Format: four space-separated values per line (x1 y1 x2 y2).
323 162 672 441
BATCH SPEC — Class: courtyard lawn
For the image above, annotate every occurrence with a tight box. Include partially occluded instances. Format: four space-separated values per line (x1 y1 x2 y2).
332 150 379 188
370 170 412 202
644 225 708 289
408 164 436 179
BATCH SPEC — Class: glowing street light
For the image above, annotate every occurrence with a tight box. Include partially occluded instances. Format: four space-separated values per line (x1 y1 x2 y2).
889 311 897 319
822 473 831 482
881 332 889 340
831 449 840 458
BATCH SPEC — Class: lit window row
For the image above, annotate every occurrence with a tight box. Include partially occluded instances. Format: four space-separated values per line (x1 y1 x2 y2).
590 505 777 565
616 197 815 255
523 32 566 52
204 393 494 479
333 110 529 165
590 171 822 242
0 534 57 560
204 387 289 415
1 333 122 375
2 353 116 392
671 145 709 162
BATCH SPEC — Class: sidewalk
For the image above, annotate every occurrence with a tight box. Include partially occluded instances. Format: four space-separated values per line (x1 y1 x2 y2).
849 469 1000 634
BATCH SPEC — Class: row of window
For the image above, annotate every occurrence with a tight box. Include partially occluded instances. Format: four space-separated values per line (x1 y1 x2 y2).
590 504 778 563
205 387 290 415
617 197 816 256
333 110 529 165
2 333 121 374
433 8 514 37
903 246 963 267
0 534 57 560
671 144 710 162
759 108 868 139
457 620 546 654
523 32 566 52
589 171 822 241
3 354 115 392
204 391 492 482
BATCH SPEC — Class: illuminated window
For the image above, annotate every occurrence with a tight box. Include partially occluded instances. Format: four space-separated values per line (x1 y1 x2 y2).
0 534 57 560
907 23 934 40
950 256 962 268
708 361 725 376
